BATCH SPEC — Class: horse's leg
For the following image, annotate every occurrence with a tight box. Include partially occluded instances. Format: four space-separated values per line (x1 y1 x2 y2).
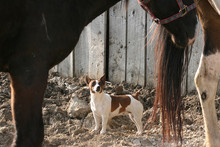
9 63 48 147
194 53 220 147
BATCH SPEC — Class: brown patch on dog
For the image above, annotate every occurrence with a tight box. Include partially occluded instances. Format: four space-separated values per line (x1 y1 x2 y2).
110 95 131 113
85 76 91 86
99 74 106 93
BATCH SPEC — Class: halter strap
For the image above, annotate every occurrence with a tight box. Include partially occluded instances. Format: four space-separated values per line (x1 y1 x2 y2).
138 0 196 24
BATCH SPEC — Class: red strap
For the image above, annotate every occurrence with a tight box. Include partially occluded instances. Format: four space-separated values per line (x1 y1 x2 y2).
138 0 196 24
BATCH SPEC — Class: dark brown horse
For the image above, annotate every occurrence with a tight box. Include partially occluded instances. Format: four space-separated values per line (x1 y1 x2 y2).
0 0 121 146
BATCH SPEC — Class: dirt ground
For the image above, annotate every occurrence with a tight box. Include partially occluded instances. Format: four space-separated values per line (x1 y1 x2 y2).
0 72 220 147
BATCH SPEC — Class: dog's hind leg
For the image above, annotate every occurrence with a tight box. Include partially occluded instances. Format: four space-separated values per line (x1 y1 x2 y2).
129 113 138 129
106 117 112 130
134 115 143 135
129 113 135 123
129 113 142 135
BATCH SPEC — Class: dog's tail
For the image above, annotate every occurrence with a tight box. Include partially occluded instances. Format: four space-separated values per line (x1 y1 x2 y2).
132 90 141 101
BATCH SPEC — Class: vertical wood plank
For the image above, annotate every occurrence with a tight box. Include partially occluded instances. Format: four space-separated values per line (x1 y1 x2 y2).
57 52 73 77
108 1 127 83
74 13 106 79
74 26 90 77
187 22 203 92
88 13 107 79
126 0 146 86
146 14 156 87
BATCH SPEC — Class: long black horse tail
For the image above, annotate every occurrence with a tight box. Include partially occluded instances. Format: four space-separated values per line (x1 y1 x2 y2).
152 26 192 143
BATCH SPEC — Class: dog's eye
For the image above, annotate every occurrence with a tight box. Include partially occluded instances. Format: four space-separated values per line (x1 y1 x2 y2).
98 82 101 85
91 81 96 87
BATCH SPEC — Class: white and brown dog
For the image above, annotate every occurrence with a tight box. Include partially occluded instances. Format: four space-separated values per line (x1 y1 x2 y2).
85 74 143 135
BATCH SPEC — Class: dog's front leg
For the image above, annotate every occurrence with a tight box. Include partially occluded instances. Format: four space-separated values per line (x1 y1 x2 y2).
100 115 108 134
91 112 100 133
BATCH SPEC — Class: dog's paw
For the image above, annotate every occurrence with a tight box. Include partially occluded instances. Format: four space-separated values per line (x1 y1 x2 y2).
136 131 142 135
100 130 106 135
90 128 99 133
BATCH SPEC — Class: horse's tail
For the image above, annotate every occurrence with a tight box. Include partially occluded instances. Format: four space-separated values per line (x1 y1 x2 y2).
152 26 192 143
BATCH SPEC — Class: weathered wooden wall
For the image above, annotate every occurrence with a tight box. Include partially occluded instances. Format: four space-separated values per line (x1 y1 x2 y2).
52 0 205 92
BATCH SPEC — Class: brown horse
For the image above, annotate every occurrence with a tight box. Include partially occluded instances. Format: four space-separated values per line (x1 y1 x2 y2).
142 0 220 146
139 0 197 143
195 0 220 146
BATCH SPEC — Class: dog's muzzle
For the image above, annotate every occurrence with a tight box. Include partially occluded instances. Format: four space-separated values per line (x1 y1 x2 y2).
96 86 101 92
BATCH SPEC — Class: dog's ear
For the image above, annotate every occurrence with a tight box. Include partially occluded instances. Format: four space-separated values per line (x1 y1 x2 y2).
85 75 91 86
100 74 106 85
